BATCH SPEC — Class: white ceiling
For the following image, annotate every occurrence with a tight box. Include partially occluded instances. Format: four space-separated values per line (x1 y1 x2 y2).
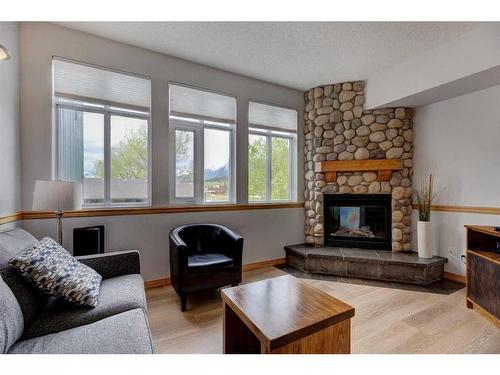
55 22 479 91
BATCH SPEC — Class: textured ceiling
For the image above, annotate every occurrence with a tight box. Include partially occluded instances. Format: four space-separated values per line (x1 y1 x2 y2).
55 22 479 91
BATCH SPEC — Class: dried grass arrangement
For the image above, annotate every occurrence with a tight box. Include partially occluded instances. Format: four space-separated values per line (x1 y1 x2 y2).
414 174 439 222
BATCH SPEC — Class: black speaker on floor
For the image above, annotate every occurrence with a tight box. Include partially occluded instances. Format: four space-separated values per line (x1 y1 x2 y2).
73 225 105 256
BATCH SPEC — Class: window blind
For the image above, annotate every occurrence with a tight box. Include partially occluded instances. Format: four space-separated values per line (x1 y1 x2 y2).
53 58 151 110
169 83 236 123
248 101 297 132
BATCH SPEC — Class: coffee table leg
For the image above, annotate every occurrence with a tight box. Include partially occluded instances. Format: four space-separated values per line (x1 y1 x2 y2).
223 302 261 354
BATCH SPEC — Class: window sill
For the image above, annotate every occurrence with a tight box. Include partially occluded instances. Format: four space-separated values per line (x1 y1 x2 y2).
21 202 304 220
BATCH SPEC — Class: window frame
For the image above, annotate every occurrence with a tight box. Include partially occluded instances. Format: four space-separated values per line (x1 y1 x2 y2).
55 97 152 208
247 100 298 204
248 127 297 203
169 116 236 205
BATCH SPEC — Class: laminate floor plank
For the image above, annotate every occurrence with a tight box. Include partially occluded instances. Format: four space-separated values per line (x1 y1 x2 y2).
146 266 500 354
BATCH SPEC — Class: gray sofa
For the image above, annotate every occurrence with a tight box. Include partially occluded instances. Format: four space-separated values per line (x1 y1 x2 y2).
0 228 154 354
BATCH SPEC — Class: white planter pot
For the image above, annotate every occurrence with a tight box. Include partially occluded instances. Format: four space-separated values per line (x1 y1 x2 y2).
417 221 433 258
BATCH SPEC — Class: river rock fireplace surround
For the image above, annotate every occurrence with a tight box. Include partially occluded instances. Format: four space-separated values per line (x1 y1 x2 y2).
303 81 414 252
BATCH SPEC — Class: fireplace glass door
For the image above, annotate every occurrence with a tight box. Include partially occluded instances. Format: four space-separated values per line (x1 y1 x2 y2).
323 194 392 250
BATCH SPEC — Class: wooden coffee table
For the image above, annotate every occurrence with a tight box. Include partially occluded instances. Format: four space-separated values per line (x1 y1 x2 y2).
221 275 355 354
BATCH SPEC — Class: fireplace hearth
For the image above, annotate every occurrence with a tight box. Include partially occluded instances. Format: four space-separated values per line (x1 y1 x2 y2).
324 194 392 250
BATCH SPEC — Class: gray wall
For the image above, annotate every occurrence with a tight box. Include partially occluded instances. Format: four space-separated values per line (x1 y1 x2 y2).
18 22 305 280
19 22 304 209
0 22 21 216
22 207 304 281
412 84 500 275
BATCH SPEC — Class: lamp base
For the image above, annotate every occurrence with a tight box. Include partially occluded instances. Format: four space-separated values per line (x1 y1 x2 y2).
56 211 64 245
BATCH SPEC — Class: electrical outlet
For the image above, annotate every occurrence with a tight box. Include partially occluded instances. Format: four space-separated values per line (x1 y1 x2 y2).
449 250 466 264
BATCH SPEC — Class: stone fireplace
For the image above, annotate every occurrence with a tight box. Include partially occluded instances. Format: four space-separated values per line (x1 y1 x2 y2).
303 81 414 251
287 89 447 284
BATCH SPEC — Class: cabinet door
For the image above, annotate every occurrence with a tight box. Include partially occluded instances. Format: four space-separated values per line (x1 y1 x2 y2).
467 252 500 319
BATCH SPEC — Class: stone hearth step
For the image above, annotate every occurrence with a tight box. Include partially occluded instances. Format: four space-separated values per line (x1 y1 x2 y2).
284 244 447 285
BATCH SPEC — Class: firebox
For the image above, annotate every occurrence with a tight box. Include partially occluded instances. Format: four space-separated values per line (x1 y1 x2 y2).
323 194 392 250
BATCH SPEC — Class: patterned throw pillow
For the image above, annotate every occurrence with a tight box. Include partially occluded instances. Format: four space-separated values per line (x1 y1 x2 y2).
9 237 102 307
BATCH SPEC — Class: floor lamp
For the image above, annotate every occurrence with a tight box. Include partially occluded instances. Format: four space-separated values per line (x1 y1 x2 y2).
32 180 82 245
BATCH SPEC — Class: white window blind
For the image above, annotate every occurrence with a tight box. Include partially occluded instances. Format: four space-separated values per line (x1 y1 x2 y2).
248 101 297 132
169 83 236 123
53 58 151 110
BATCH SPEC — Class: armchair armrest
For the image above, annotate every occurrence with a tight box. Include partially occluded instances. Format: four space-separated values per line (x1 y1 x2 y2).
218 225 243 244
169 226 191 294
217 225 243 267
76 250 140 279
169 229 188 250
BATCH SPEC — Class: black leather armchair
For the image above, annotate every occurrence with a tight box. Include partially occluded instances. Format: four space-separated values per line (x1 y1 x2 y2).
169 224 243 311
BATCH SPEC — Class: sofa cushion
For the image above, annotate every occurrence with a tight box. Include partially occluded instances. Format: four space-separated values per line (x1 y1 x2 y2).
0 278 24 353
0 228 38 270
0 228 48 326
9 237 102 307
8 308 154 354
187 253 233 273
23 274 146 339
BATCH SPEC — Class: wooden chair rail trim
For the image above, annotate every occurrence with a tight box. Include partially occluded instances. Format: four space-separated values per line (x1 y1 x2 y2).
3 203 500 224
412 204 500 216
144 258 286 290
17 202 304 220
0 212 22 225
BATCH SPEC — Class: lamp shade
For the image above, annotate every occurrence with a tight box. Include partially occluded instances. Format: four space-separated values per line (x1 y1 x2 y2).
32 180 82 211
0 44 11 61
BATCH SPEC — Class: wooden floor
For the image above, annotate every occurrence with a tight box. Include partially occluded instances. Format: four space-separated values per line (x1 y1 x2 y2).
146 267 500 354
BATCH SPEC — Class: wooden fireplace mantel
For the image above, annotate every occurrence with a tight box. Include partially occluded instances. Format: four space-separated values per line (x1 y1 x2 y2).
314 159 403 182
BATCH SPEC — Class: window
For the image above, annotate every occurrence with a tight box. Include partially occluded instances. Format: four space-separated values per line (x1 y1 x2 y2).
53 58 151 207
169 83 236 204
174 129 194 199
248 101 297 202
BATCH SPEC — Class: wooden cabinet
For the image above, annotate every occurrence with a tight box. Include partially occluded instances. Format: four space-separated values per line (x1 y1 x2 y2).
465 225 500 327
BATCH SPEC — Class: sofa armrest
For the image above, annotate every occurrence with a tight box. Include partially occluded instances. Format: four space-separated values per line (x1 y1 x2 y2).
76 250 140 279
